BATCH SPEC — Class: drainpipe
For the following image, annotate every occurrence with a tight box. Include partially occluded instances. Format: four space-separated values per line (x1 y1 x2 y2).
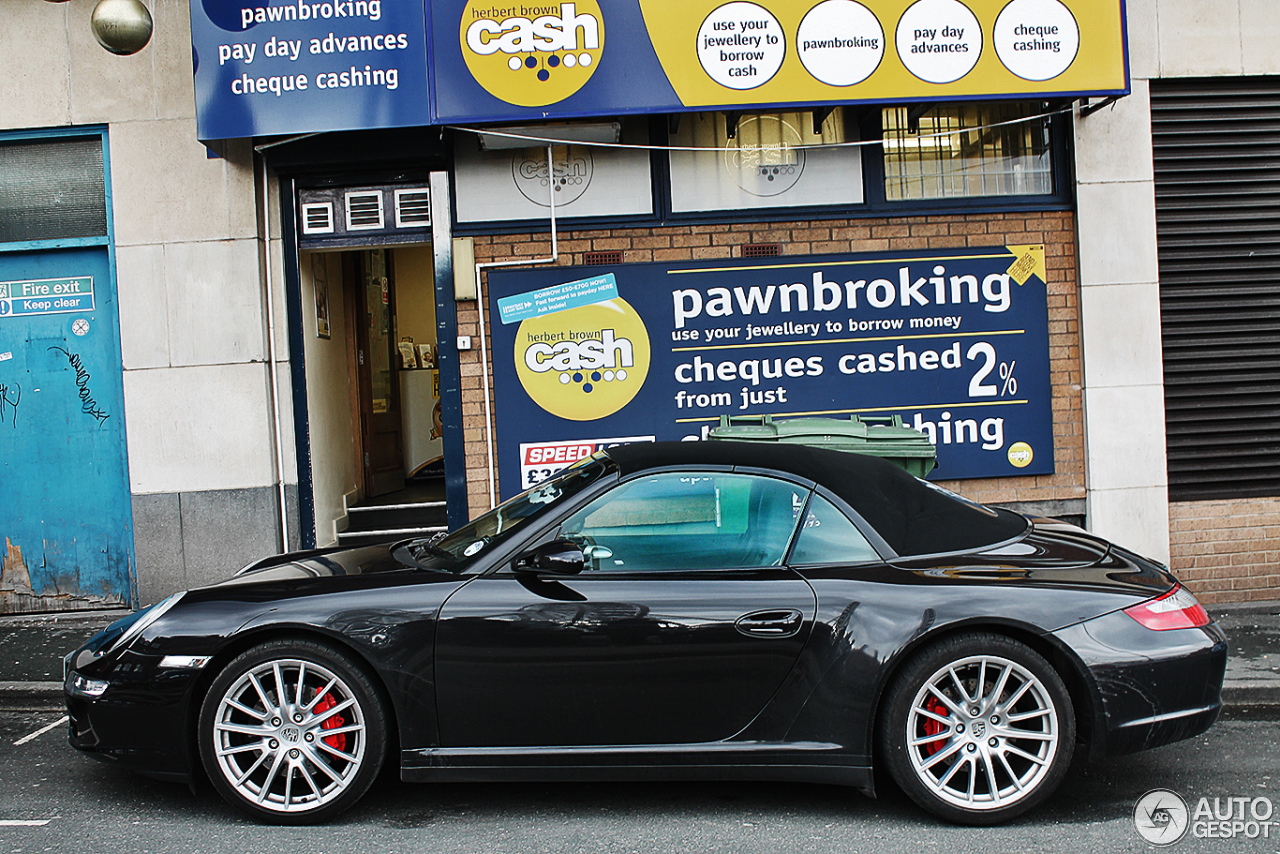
251 137 315 553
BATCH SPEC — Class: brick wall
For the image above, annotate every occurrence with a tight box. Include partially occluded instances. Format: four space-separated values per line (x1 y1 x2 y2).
1170 498 1280 603
456 211 1084 520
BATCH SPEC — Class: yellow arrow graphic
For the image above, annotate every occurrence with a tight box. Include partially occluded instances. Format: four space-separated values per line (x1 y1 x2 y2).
1005 244 1046 285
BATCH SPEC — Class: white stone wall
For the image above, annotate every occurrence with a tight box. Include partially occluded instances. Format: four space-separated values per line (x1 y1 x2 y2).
1 1 289 501
300 252 359 546
1076 0 1277 563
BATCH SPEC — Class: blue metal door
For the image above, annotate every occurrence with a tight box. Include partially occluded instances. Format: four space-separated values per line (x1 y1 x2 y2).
0 246 134 612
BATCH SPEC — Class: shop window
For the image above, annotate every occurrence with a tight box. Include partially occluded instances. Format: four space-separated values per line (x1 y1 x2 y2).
881 102 1053 201
453 118 653 223
667 109 863 213
0 136 107 244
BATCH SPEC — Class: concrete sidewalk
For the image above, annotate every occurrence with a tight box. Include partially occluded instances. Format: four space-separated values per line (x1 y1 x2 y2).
1 601 1277 711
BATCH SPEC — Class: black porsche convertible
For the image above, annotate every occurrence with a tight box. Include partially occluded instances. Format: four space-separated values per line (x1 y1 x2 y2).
64 441 1226 825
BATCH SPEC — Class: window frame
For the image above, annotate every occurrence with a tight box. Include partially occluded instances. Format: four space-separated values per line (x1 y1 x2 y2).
787 483 895 566
450 101 1072 236
0 125 113 254
551 466 813 574
787 490 886 568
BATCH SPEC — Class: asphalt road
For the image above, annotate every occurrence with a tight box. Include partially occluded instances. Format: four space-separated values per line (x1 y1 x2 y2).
0 709 1277 854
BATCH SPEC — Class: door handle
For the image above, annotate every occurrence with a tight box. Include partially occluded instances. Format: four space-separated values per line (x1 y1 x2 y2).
734 609 804 638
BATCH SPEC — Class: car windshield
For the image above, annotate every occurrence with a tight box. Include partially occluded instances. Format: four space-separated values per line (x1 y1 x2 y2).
404 456 613 571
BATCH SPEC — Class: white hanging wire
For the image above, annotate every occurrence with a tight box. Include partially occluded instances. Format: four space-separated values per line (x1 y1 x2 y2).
444 104 1073 153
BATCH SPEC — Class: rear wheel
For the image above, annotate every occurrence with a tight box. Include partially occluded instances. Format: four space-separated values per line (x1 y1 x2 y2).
878 633 1075 824
198 639 387 824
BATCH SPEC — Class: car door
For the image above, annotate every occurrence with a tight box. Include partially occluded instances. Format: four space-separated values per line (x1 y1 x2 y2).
433 470 818 747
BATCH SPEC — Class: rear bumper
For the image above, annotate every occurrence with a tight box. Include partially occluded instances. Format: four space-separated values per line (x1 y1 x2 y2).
1052 609 1227 757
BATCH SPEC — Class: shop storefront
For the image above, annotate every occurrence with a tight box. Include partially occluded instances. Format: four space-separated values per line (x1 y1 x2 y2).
186 0 1125 545
17 0 1277 610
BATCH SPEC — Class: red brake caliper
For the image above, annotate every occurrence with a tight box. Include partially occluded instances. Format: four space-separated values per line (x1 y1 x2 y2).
313 693 348 752
921 696 949 755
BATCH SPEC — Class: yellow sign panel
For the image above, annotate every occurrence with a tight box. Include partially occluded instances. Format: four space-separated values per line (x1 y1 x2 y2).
459 0 607 107
514 298 652 421
637 0 1125 107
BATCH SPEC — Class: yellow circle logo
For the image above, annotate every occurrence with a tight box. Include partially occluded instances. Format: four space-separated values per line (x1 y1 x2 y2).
515 298 649 420
1007 442 1034 468
460 0 605 107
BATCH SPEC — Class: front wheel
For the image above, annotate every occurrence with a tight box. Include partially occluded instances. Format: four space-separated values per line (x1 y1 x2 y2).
198 638 387 824
878 633 1075 825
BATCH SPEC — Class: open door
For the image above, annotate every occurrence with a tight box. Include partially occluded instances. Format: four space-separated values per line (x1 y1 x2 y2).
354 248 404 498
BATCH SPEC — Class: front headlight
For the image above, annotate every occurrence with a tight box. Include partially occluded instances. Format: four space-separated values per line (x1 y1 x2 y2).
66 673 109 698
106 591 186 654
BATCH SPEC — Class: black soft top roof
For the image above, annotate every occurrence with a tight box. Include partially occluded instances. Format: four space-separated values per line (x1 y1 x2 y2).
603 441 1027 557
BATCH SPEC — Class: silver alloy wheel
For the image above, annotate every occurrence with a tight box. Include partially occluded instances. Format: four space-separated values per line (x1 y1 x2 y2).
905 654 1059 811
210 658 367 814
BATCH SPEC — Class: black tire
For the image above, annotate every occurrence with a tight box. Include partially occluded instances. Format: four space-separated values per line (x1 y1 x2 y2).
198 638 387 824
877 632 1075 825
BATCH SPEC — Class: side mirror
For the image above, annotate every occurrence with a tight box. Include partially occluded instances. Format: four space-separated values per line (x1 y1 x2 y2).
513 539 586 576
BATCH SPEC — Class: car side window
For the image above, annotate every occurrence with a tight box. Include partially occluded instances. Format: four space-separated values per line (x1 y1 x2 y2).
790 494 882 565
558 472 806 571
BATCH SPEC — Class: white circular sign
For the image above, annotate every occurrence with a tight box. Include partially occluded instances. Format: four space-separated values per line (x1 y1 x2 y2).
696 2 786 90
895 0 982 84
797 0 885 87
72 318 91 336
722 114 806 196
994 0 1080 81
512 147 594 207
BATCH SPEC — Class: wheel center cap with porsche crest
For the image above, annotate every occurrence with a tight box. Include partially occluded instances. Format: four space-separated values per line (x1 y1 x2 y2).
281 726 300 743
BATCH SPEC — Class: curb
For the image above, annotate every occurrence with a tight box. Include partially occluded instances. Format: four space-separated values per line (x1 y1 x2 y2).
1221 682 1280 710
0 681 64 710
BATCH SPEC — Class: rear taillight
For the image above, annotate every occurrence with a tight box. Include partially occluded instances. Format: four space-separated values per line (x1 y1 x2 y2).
1124 584 1210 631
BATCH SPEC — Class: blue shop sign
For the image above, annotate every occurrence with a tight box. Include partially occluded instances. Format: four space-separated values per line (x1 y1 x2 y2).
190 1 1129 140
190 0 430 140
487 246 1056 498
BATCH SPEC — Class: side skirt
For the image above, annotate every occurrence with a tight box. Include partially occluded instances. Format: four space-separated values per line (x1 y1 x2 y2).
400 742 875 794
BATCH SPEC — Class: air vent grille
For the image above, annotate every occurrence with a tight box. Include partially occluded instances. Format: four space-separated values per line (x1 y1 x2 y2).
345 191 384 230
741 243 782 258
394 188 431 227
300 202 334 235
584 250 623 266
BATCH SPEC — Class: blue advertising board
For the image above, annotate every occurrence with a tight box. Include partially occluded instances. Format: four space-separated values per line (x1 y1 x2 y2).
190 0 430 140
190 1 1129 140
487 246 1054 498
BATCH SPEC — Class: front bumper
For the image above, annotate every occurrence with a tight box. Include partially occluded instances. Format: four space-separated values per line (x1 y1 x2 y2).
1053 608 1228 757
64 645 203 783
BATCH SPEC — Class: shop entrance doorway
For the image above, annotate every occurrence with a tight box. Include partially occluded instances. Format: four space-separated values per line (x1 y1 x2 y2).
300 243 447 547
353 248 404 498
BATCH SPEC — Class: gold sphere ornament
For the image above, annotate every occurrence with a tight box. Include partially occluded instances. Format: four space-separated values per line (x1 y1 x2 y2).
91 0 153 56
